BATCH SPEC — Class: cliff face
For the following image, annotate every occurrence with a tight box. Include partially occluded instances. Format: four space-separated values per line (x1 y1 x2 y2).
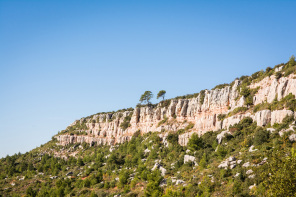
56 74 296 147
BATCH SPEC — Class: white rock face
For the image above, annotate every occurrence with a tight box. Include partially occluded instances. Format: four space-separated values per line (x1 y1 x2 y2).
271 110 294 126
56 74 296 147
254 110 271 126
251 74 296 105
217 131 232 144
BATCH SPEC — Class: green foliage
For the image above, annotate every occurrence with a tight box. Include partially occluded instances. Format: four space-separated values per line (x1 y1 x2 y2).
288 55 296 68
157 90 166 100
199 153 207 169
187 133 203 151
271 93 296 112
26 186 37 197
217 114 226 121
159 99 171 108
144 170 163 196
275 72 282 80
259 147 296 196
167 133 179 145
240 86 250 98
212 83 229 90
253 102 271 112
119 170 130 188
199 90 206 105
4 57 296 197
253 128 269 146
120 114 132 130
140 91 153 105
157 116 168 127
185 122 194 131
228 107 248 117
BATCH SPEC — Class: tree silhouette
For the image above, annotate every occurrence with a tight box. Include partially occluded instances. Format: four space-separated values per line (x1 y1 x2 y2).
139 91 153 105
157 90 166 100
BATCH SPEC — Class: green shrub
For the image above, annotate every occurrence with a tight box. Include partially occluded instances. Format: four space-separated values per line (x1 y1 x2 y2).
275 72 282 80
159 99 171 108
167 133 179 144
199 90 206 104
253 102 271 113
228 107 248 117
185 122 195 131
120 114 132 130
217 114 226 121
157 116 168 127
253 129 269 146
187 133 203 151
212 83 229 90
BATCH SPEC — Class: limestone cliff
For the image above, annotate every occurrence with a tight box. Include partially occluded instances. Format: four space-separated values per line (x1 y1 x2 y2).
56 73 296 147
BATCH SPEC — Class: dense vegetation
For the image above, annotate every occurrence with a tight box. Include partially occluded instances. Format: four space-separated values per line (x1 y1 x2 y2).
1 115 296 196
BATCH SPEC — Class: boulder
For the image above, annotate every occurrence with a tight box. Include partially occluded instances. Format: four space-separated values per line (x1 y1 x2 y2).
289 134 296 142
218 160 229 169
152 163 166 176
246 169 253 175
176 180 185 185
217 130 232 144
249 184 256 190
242 162 250 168
249 145 257 152
184 155 197 165
267 128 276 133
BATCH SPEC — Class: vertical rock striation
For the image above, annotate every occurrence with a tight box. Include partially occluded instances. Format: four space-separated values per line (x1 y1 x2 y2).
56 74 296 146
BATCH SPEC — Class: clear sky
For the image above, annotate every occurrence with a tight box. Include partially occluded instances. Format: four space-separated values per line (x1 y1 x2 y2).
0 0 295 158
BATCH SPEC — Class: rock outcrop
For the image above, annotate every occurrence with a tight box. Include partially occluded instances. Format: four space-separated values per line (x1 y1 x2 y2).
56 74 296 147
271 110 294 125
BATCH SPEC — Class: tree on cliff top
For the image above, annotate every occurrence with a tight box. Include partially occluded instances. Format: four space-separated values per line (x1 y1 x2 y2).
139 91 153 105
157 90 166 100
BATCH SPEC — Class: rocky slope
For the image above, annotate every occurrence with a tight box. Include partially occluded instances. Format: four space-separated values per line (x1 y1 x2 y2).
56 73 296 147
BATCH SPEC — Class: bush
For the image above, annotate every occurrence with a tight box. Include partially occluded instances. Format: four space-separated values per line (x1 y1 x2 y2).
167 133 178 144
157 116 168 127
228 107 248 117
217 114 226 121
275 72 282 80
253 129 269 146
120 114 132 130
187 133 204 151
240 86 250 97
212 83 229 90
253 102 271 113
199 90 206 104
159 99 171 108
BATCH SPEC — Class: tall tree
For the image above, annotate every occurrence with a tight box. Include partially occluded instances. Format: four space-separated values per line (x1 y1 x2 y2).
139 91 153 105
157 90 166 100
288 55 296 67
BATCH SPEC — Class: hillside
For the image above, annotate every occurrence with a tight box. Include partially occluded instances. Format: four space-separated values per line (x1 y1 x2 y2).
1 57 296 197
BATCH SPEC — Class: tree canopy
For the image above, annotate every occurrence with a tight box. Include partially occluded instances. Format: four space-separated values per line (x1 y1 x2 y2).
157 90 166 100
139 91 153 105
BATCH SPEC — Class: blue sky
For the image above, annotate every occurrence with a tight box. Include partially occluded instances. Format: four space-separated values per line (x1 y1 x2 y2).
0 0 295 158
